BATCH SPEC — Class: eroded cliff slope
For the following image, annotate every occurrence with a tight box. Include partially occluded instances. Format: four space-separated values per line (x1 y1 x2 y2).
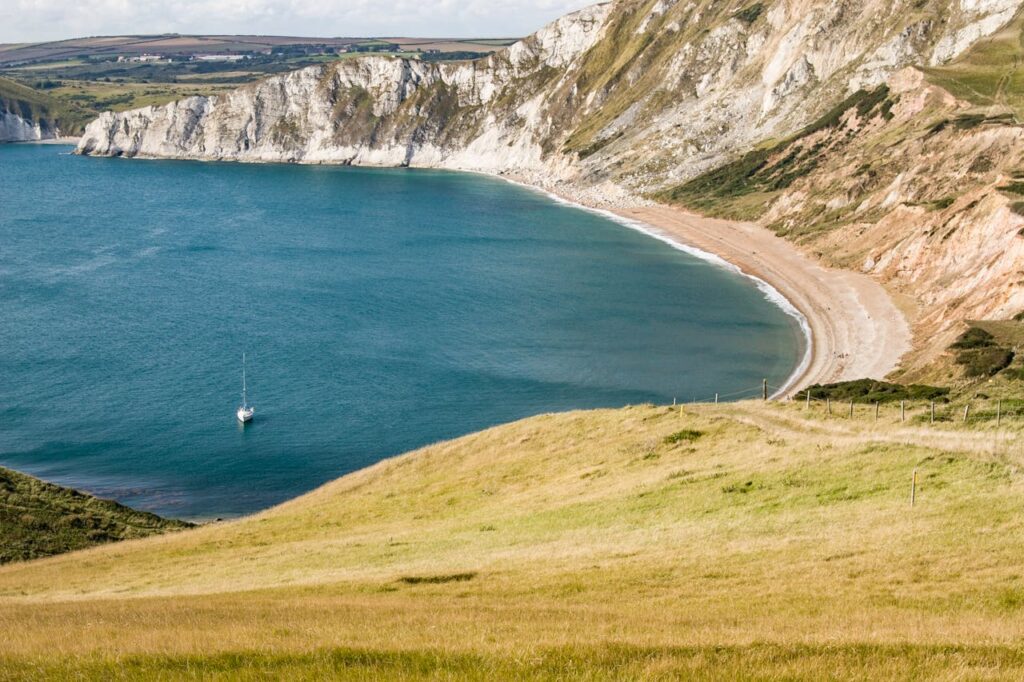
659 10 1024 380
77 1 1017 191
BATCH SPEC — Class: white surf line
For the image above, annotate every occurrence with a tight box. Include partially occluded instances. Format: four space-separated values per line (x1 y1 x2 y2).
489 174 813 400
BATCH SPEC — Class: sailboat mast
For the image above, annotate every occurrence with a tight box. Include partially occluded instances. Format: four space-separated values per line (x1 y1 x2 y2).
242 352 247 407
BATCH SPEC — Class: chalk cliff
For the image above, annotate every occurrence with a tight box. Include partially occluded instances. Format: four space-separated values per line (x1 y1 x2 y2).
0 111 53 142
0 76 86 142
77 1 1016 192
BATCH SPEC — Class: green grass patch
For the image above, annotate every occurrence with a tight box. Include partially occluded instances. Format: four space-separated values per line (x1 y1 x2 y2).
926 196 956 211
950 326 997 350
998 181 1024 195
956 347 1015 377
663 429 703 445
949 326 1015 377
923 7 1024 120
398 573 476 585
9 643 1024 680
733 3 765 24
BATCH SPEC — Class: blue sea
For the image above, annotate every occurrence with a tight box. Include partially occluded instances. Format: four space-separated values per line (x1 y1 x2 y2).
0 144 803 519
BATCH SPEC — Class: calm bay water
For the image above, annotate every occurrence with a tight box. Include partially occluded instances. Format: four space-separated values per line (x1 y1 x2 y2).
0 144 802 519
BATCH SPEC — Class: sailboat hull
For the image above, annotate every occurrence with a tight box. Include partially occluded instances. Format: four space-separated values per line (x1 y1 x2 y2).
237 406 254 423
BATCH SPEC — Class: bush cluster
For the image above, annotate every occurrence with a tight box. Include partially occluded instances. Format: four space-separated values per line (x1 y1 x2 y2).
949 326 1016 377
806 379 948 404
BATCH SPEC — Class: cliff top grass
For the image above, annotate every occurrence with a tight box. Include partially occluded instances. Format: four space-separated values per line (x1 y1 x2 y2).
0 466 192 565
923 7 1024 119
0 76 93 135
2 400 1024 678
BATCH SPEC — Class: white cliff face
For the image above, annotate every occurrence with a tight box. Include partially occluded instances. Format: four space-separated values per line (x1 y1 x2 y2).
0 111 54 142
77 0 1022 201
930 0 1021 64
77 3 613 179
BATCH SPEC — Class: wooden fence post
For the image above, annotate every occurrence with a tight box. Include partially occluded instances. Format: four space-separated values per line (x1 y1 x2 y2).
911 468 917 508
827 398 832 416
930 400 935 424
963 403 970 422
874 402 879 422
900 400 905 423
763 378 768 401
806 390 811 409
849 400 854 419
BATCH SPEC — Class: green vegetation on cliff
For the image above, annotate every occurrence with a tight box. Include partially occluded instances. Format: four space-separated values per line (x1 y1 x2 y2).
0 465 192 564
654 85 896 220
0 76 93 135
923 7 1024 119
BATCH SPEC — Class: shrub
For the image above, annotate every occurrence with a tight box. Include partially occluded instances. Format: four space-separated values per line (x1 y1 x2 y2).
950 327 996 350
998 181 1024 195
663 430 703 445
927 196 955 211
398 573 476 585
805 379 948 403
734 3 765 24
956 347 1015 377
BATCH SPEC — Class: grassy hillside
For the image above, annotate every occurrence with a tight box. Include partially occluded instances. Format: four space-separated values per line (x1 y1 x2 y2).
1 402 1023 678
0 76 93 135
0 466 192 564
923 6 1024 119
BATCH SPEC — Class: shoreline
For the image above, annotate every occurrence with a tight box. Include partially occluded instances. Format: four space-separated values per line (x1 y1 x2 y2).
65 145 911 395
2 136 82 145
496 175 911 396
611 206 911 394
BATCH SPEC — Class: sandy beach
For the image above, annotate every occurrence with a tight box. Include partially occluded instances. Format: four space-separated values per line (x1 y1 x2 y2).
609 206 912 395
497 173 913 395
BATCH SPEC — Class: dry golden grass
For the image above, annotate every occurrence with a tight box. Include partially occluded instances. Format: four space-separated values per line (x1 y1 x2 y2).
2 401 1024 679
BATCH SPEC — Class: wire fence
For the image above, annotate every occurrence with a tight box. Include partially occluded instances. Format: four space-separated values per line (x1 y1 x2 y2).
672 380 783 405
792 395 1024 426
672 380 1024 427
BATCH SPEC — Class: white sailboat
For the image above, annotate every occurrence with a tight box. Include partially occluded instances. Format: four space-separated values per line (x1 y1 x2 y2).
236 352 254 423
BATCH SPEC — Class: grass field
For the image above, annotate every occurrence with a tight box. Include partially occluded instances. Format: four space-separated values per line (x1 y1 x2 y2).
45 80 237 113
2 401 1023 678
